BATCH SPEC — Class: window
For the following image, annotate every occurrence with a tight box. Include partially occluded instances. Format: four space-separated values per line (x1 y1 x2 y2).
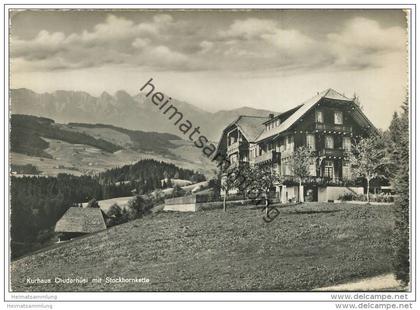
306 134 315 150
284 163 292 176
316 111 324 123
309 161 317 176
287 136 294 150
276 119 280 126
342 162 351 179
250 147 256 159
325 135 334 149
324 160 334 179
342 137 351 151
230 154 238 164
279 141 285 152
334 111 343 125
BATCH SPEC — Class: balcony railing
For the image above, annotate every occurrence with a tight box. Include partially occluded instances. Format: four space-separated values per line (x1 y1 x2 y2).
227 141 247 155
282 175 358 187
279 149 295 160
315 123 352 133
319 148 345 158
253 150 280 164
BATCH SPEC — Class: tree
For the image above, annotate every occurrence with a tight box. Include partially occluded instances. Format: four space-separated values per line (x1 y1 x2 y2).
348 135 388 202
387 100 409 285
106 204 128 227
190 173 206 183
171 184 186 198
151 189 165 204
127 195 153 219
86 198 99 208
289 146 313 203
220 166 242 212
245 165 282 215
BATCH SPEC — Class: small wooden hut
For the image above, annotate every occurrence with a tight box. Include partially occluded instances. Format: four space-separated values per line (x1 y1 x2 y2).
55 207 106 240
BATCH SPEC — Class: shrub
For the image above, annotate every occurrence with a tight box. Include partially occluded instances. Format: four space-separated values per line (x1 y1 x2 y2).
86 198 100 208
339 192 395 203
339 193 354 201
106 204 129 227
151 189 165 205
171 185 186 198
338 193 366 202
127 195 153 220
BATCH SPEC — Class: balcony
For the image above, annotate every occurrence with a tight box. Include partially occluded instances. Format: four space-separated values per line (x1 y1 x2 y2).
282 175 357 186
315 123 352 133
319 148 345 158
253 150 280 165
280 149 294 159
227 141 248 155
228 160 249 169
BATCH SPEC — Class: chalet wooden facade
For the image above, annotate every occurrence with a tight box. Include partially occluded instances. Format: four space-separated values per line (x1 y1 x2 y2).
216 89 377 202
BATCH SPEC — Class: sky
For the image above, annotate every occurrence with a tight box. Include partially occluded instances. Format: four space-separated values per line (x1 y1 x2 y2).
10 9 408 129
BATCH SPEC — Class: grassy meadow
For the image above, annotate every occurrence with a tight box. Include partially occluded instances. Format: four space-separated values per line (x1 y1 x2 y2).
10 202 395 292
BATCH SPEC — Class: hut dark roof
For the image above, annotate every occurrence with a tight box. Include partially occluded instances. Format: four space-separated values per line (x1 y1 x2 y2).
55 207 106 234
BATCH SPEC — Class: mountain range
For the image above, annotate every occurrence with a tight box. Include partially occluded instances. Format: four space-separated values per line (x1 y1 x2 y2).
11 88 276 141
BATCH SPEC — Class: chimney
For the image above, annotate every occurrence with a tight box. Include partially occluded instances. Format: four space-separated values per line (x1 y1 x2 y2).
269 113 274 119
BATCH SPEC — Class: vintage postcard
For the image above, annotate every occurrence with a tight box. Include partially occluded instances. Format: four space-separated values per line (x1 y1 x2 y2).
3 3 416 308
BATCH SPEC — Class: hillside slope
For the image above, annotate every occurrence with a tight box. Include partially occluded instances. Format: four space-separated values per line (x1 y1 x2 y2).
10 114 216 176
10 203 394 292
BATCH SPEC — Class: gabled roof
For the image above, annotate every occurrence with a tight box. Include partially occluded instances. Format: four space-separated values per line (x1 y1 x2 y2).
235 115 270 142
256 89 354 142
215 115 269 156
262 104 303 125
224 115 270 142
55 207 106 234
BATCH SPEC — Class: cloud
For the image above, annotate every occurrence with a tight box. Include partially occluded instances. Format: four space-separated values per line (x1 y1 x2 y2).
12 30 67 60
212 18 324 70
10 14 407 73
132 38 151 49
222 18 277 39
220 18 316 55
11 13 185 71
327 17 407 69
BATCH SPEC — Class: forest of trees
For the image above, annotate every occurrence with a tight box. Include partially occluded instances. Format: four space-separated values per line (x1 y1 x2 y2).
10 159 205 259
386 100 410 285
98 159 205 196
10 114 122 158
11 174 103 259
11 164 41 175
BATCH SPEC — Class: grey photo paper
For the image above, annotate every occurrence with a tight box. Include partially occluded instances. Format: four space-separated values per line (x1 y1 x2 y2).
3 3 416 309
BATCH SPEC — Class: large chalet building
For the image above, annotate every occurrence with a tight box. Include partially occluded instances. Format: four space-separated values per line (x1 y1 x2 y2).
216 89 377 202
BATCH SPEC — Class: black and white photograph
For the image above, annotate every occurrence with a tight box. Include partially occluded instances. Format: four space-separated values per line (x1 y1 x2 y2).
2 2 417 309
